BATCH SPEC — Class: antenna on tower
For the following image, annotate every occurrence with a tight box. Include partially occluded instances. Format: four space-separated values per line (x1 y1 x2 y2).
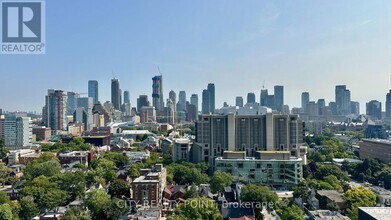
157 66 162 76
262 80 265 89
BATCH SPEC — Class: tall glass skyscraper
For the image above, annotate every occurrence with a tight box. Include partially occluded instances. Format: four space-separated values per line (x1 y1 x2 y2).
43 90 67 131
111 78 120 110
190 94 199 113
207 83 215 113
202 83 215 114
88 80 99 104
335 85 351 115
178 91 187 112
152 75 164 111
274 85 284 112
301 92 309 113
235 96 243 107
124 90 130 104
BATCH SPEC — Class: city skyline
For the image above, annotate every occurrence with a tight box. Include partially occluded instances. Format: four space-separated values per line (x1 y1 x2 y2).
1 1 391 112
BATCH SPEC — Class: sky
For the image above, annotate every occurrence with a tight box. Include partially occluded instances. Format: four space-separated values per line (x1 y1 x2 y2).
1 0 391 113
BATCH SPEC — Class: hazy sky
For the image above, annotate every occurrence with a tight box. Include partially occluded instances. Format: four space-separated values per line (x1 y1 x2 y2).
1 0 391 113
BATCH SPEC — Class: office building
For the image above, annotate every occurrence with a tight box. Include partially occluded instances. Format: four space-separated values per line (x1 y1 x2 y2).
329 102 337 115
190 94 199 114
301 92 310 113
274 85 284 112
4 116 32 149
260 89 268 106
215 151 302 186
178 91 187 112
351 101 360 115
186 103 197 122
152 75 164 111
76 97 93 130
194 113 305 169
88 80 99 104
137 95 149 113
202 84 216 114
207 83 215 113
124 90 130 104
67 92 80 115
165 99 175 124
169 90 177 113
32 126 51 142
0 113 4 141
111 78 121 110
140 106 157 123
172 138 192 162
317 99 325 115
366 100 382 120
335 85 351 115
43 90 67 131
247 92 256 104
202 89 209 114
16 117 32 148
359 139 391 164
235 96 243 107
266 94 275 110
386 90 391 119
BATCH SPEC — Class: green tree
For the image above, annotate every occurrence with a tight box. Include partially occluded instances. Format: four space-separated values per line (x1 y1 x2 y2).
323 175 342 191
24 159 61 180
344 187 377 220
19 196 39 220
174 197 222 220
128 165 140 179
210 171 233 193
183 184 199 199
86 158 117 186
0 203 14 220
0 190 10 204
241 184 278 217
51 171 86 202
0 162 12 187
108 179 131 198
102 198 128 220
277 204 304 220
84 189 110 219
63 206 91 220
0 139 8 160
315 164 349 182
103 152 129 168
20 176 68 210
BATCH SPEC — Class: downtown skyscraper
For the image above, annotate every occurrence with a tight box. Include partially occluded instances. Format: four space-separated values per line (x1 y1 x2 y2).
43 90 67 131
274 85 284 112
335 85 351 115
88 80 99 104
301 92 310 113
202 83 215 114
111 78 121 110
152 75 164 111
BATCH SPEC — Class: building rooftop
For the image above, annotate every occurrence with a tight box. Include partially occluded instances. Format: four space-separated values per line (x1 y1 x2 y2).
58 151 89 157
133 175 159 183
362 138 391 145
358 207 391 220
174 138 191 144
317 190 344 203
122 130 150 135
308 210 350 220
215 156 302 162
